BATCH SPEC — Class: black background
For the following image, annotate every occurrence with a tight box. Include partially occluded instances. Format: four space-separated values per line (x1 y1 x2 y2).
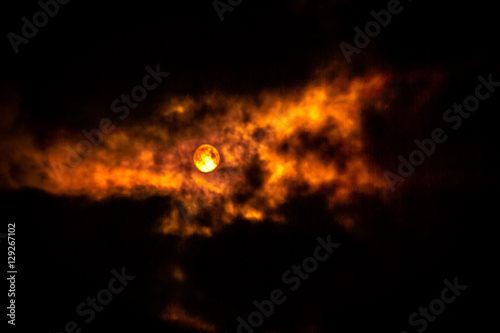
1 0 498 332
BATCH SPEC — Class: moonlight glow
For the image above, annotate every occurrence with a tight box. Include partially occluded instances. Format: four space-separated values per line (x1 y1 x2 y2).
193 144 220 173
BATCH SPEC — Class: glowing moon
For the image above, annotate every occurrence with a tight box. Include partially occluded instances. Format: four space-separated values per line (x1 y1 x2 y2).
193 144 220 173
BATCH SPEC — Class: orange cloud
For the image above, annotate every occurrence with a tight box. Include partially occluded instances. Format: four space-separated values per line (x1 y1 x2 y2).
0 65 395 236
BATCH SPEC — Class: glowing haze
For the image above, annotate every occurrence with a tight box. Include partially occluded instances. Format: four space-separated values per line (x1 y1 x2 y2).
0 65 394 237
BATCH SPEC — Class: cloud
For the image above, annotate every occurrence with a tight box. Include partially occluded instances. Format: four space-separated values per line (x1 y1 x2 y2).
0 62 446 240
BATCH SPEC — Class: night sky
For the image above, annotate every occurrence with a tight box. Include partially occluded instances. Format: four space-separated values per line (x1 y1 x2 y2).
1 0 498 332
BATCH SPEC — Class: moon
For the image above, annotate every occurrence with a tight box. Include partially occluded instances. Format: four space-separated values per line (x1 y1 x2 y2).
193 144 220 173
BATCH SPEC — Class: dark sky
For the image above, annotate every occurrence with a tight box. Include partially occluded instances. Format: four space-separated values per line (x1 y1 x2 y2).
1 0 498 332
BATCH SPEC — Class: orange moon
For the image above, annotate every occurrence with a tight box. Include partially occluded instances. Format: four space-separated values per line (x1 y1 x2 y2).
193 144 220 173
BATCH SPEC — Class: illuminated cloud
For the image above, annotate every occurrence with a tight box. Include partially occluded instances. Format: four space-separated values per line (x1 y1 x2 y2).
1 64 444 237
